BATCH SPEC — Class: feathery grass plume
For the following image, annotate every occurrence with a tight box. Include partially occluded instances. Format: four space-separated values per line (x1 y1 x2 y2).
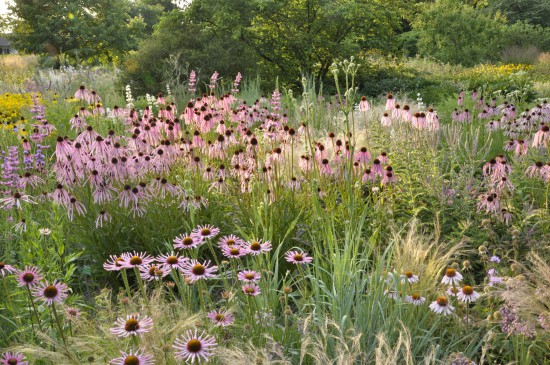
374 323 437 365
391 218 468 291
299 315 364 365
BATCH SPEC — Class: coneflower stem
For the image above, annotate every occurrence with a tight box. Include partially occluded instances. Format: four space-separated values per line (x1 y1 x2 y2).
51 302 67 346
121 269 131 299
133 267 150 313
26 285 43 332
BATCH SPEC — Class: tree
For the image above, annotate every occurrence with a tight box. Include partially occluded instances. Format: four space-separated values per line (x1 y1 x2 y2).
6 0 136 67
186 0 406 85
412 0 506 66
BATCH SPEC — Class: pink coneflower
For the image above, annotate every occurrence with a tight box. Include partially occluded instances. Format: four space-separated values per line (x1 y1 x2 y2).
477 193 500 214
441 268 463 285
245 239 272 255
218 235 245 250
0 352 28 365
65 306 81 319
429 296 455 316
207 310 235 327
237 270 261 283
457 285 480 303
103 255 125 271
16 266 43 287
242 283 261 296
110 314 154 337
174 329 217 363
0 261 15 277
182 260 218 283
120 251 155 269
191 224 220 241
139 264 171 281
32 280 69 305
109 348 154 365
174 233 202 249
405 293 426 305
221 245 248 258
156 252 187 270
401 271 419 284
285 250 313 265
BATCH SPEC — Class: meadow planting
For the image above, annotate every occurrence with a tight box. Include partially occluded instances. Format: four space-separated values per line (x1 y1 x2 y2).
0 58 549 364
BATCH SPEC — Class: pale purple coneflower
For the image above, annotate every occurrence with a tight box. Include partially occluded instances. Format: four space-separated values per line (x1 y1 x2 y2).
237 270 261 283
32 280 69 305
359 96 370 112
109 348 154 365
182 259 218 283
285 250 313 265
0 192 36 210
405 293 426 305
242 283 261 296
96 210 112 228
246 239 272 255
0 352 28 365
532 125 549 148
441 268 463 285
174 233 203 249
207 310 235 327
457 285 480 303
110 314 154 337
174 329 217 363
429 296 455 316
16 266 43 287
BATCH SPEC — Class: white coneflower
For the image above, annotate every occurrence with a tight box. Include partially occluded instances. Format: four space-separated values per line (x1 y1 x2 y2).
405 293 426 305
401 271 419 284
441 268 463 286
429 296 455 316
457 285 480 303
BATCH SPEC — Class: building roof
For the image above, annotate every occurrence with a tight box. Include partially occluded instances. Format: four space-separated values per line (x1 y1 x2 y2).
0 37 12 47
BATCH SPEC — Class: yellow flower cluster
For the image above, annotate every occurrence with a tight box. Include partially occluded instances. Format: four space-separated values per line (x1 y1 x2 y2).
457 64 533 83
0 92 35 121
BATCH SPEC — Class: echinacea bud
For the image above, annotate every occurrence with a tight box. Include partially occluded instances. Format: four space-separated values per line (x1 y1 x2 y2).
194 320 203 327
162 344 172 352
451 262 459 270
510 229 520 237
481 219 491 228
284 308 293 316
284 286 293 294
169 302 177 309
120 298 130 305
221 290 232 300
279 295 286 302
478 245 488 254
493 311 502 320
510 263 520 272
87 356 95 363
462 260 471 270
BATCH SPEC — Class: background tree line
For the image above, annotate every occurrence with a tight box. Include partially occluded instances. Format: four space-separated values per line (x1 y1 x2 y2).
2 0 549 94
